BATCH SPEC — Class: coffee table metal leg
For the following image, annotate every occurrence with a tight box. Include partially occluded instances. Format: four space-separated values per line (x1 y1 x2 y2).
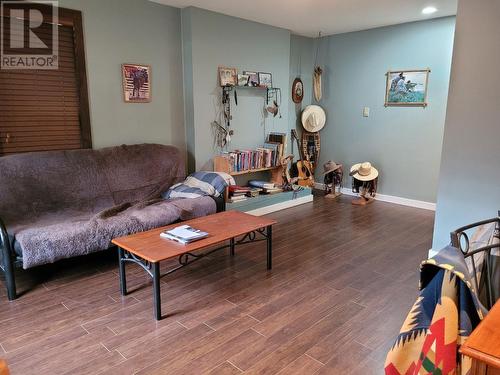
230 238 235 256
152 262 162 320
266 225 272 270
118 247 127 295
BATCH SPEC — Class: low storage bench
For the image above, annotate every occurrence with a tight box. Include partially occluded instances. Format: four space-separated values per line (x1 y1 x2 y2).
0 143 223 300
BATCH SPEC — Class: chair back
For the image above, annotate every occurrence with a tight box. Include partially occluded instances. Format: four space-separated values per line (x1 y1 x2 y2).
451 211 500 310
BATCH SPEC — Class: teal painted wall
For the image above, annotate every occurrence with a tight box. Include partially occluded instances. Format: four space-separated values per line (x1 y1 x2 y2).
432 0 500 249
312 17 455 202
57 0 185 153
289 35 314 160
181 7 291 171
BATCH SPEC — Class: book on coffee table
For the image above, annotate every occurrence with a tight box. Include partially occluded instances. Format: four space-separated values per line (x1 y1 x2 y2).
160 225 208 244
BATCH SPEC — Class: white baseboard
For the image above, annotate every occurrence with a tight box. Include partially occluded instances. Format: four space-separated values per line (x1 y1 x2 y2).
246 194 313 216
314 182 435 211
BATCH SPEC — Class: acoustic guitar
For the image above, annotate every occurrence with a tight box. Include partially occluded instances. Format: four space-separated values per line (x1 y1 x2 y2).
291 129 314 187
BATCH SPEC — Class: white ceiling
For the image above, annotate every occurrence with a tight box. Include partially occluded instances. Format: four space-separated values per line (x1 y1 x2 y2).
149 0 457 37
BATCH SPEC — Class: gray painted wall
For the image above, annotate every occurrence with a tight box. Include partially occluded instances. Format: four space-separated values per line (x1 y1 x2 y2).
181 7 291 171
432 0 500 249
58 0 185 152
310 17 455 202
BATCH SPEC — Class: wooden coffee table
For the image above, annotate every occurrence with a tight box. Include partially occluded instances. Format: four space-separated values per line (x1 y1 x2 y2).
112 211 277 320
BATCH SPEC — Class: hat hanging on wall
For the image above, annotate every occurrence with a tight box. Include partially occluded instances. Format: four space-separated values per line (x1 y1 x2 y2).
292 78 304 103
349 162 378 181
301 105 326 133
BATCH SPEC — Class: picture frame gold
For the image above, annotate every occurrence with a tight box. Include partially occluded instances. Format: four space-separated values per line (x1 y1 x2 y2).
384 68 430 107
218 66 237 87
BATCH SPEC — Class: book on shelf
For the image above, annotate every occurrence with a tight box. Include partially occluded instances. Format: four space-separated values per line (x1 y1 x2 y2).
228 195 247 203
248 180 275 189
246 188 262 197
262 187 283 195
215 132 287 174
160 225 208 244
228 185 251 194
267 132 287 155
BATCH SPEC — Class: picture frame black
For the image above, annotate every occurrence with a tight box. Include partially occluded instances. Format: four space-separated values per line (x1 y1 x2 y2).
258 72 272 88
244 71 259 87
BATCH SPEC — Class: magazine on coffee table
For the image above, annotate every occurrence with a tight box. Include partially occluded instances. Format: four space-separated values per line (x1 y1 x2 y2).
160 225 208 244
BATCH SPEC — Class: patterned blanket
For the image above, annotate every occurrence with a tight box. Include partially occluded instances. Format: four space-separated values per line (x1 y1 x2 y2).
162 171 234 199
385 246 487 375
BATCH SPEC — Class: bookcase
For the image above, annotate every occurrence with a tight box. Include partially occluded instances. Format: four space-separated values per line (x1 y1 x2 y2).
213 155 283 184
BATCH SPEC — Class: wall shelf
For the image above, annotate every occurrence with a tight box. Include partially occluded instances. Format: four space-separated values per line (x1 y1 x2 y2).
227 166 279 176
221 85 281 104
214 155 282 182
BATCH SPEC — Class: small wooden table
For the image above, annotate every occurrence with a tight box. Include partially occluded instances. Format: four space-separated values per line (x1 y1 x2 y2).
460 300 500 374
112 211 276 320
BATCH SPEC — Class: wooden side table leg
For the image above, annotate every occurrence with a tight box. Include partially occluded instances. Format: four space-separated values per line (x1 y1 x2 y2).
118 247 127 296
152 262 162 320
266 225 273 270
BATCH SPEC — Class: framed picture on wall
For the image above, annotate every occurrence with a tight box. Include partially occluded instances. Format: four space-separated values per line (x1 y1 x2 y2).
218 66 237 87
385 69 430 107
237 74 250 86
122 64 151 103
258 72 273 88
244 71 259 87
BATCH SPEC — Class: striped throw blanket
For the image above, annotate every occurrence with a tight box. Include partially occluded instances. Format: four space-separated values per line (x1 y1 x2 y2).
162 171 234 199
385 246 487 375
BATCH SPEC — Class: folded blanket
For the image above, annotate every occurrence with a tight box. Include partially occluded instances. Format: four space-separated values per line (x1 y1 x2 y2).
162 171 234 199
385 246 487 375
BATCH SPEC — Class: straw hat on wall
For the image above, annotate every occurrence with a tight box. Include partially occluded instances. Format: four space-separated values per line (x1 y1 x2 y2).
301 105 326 133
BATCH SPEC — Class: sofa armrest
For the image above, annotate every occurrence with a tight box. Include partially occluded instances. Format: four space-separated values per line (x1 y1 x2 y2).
0 217 17 300
213 194 226 213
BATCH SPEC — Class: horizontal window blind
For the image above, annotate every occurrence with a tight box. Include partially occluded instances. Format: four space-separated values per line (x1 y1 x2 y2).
0 7 91 155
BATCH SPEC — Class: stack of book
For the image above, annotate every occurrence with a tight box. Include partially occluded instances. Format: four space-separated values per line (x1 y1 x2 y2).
248 180 283 195
217 132 287 173
227 185 263 203
228 185 250 203
160 225 208 244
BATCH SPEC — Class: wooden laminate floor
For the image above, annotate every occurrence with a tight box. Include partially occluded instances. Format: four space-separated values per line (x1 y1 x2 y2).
0 195 435 374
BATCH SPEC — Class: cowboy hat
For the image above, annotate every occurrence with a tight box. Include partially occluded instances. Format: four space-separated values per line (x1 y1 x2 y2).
350 162 378 181
301 105 326 133
322 160 342 175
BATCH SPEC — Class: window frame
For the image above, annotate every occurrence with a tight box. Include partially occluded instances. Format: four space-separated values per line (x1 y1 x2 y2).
1 2 92 151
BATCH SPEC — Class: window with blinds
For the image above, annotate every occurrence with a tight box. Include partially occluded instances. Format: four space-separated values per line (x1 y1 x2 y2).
0 5 91 156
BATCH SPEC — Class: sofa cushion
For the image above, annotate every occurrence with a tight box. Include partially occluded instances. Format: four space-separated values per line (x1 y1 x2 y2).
0 149 113 225
0 144 185 226
96 144 185 205
0 143 190 268
12 196 216 269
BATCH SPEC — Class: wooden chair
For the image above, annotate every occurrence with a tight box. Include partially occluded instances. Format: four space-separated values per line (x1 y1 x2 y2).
451 212 500 310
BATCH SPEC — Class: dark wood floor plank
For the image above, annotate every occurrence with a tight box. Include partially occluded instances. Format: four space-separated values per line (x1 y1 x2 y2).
100 323 214 375
136 316 259 374
0 196 433 374
244 301 365 375
205 361 243 375
276 353 324 374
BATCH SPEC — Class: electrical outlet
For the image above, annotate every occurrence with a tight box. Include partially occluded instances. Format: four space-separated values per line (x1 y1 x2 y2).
363 107 370 117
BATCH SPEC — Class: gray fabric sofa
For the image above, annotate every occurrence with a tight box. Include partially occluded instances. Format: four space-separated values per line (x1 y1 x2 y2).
0 144 222 300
